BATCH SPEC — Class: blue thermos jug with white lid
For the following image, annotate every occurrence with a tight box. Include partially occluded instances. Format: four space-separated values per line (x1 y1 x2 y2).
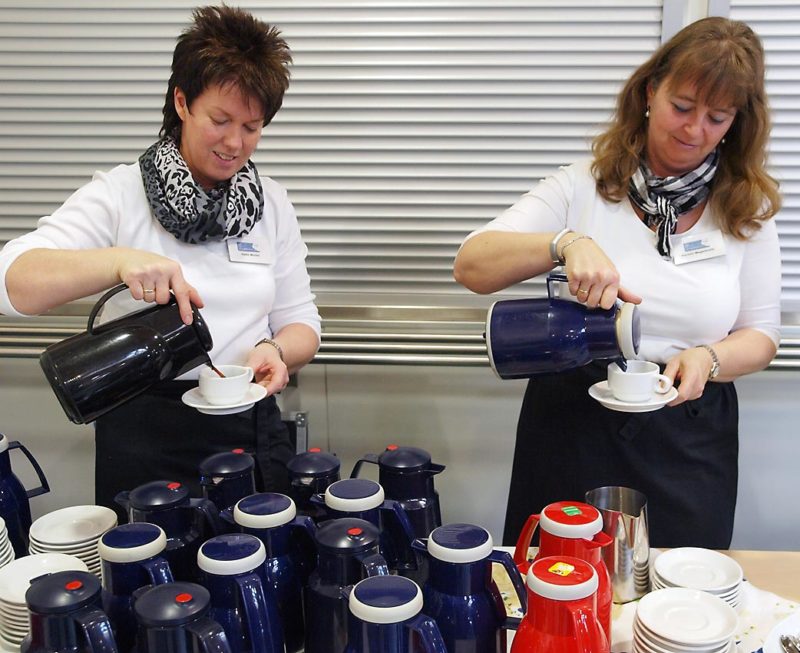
412 523 528 653
0 432 49 558
485 273 640 379
231 493 316 653
343 575 448 653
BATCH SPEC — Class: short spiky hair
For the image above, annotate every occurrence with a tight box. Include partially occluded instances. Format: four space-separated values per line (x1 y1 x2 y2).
160 5 292 141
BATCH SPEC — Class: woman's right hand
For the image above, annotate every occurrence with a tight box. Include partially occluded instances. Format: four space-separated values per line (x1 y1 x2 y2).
114 248 204 324
561 234 642 309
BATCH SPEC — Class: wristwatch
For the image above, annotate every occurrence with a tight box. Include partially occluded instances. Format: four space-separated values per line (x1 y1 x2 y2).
700 344 720 380
549 228 571 265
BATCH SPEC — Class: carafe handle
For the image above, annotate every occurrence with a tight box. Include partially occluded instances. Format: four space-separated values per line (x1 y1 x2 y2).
87 283 129 334
72 606 118 653
349 453 380 478
186 616 234 653
356 551 389 577
488 549 528 621
189 497 221 537
236 573 283 653
513 513 541 572
8 440 49 499
569 605 609 653
405 614 448 653
141 556 174 585
114 490 131 513
546 272 568 299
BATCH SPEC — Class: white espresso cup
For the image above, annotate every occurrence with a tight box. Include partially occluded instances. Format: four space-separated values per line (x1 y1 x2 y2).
607 360 672 403
198 365 254 406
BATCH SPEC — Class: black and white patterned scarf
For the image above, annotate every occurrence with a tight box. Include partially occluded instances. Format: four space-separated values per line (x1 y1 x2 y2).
139 137 264 244
628 148 719 258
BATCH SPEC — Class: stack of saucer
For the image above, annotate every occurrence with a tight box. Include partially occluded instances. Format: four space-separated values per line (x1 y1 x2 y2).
633 587 738 653
0 552 88 651
0 520 13 571
652 547 743 611
28 505 118 577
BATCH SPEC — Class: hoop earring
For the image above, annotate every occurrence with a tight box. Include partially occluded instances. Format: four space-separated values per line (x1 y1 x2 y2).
645 106 650 119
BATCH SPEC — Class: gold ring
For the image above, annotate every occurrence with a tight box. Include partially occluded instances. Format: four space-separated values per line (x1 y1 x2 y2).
577 289 589 295
143 288 155 294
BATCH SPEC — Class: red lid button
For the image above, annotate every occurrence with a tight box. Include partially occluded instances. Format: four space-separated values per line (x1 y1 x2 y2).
232 448 244 454
308 447 321 453
175 593 193 604
386 444 399 451
347 527 363 537
65 580 83 591
167 482 182 491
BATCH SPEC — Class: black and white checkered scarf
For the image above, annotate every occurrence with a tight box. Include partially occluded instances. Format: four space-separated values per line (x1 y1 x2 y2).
139 137 264 244
628 148 719 258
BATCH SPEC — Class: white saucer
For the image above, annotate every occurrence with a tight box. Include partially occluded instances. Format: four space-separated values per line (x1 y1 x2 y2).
181 383 268 415
29 505 117 546
589 381 678 413
762 609 800 653
653 548 743 592
636 588 737 646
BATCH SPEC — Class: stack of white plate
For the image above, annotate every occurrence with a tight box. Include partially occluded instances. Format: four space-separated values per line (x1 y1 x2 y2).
633 587 738 653
652 547 743 612
28 505 117 577
0 552 88 652
0 519 14 570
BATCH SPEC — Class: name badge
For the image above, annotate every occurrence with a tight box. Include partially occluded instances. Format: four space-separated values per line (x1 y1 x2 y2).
227 238 273 265
671 230 726 265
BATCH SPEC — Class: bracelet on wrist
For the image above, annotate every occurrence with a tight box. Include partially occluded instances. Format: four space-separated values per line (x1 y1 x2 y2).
549 228 571 265
255 337 284 361
558 234 592 261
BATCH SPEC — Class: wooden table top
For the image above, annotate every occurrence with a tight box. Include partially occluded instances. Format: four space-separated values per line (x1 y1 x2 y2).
726 549 800 602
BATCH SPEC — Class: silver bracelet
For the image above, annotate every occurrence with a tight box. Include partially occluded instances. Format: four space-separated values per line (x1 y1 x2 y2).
558 234 592 261
700 344 720 380
255 337 284 361
549 228 571 265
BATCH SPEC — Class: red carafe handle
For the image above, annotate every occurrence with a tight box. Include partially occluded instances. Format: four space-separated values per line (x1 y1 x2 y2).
513 513 540 573
569 605 609 653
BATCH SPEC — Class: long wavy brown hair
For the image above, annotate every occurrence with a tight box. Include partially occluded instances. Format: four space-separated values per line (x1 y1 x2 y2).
591 17 780 238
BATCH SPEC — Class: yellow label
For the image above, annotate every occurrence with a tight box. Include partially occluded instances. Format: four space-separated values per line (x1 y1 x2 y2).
548 562 575 577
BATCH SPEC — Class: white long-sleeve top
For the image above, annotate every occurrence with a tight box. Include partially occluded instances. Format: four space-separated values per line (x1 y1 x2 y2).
466 159 782 364
0 163 321 379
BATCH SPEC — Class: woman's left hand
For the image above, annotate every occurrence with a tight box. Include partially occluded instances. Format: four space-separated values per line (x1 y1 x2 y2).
663 347 713 406
245 345 290 396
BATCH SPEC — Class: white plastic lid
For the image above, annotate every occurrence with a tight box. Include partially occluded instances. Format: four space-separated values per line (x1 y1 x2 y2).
233 494 296 529
98 524 167 563
539 502 603 539
325 479 384 512
197 535 266 576
526 557 598 601
426 523 493 564
0 434 8 454
348 576 423 624
617 302 639 361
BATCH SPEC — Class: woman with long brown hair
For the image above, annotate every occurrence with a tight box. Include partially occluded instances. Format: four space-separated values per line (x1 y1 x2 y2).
454 17 781 548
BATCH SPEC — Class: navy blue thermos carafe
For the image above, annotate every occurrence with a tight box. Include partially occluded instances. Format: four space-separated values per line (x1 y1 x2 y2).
132 582 232 653
199 449 256 532
39 283 213 425
343 575 448 653
286 448 341 522
304 518 389 653
0 432 50 558
485 272 640 379
232 492 317 653
22 570 119 653
115 480 218 582
412 523 528 653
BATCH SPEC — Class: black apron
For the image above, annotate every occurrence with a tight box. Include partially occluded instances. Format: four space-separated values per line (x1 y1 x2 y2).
95 381 293 523
502 362 739 549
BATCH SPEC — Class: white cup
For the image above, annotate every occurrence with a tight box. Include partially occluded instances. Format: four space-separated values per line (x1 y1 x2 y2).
198 365 254 406
607 361 672 403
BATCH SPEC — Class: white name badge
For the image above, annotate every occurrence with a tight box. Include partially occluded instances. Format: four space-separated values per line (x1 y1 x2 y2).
671 229 726 265
227 238 273 265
